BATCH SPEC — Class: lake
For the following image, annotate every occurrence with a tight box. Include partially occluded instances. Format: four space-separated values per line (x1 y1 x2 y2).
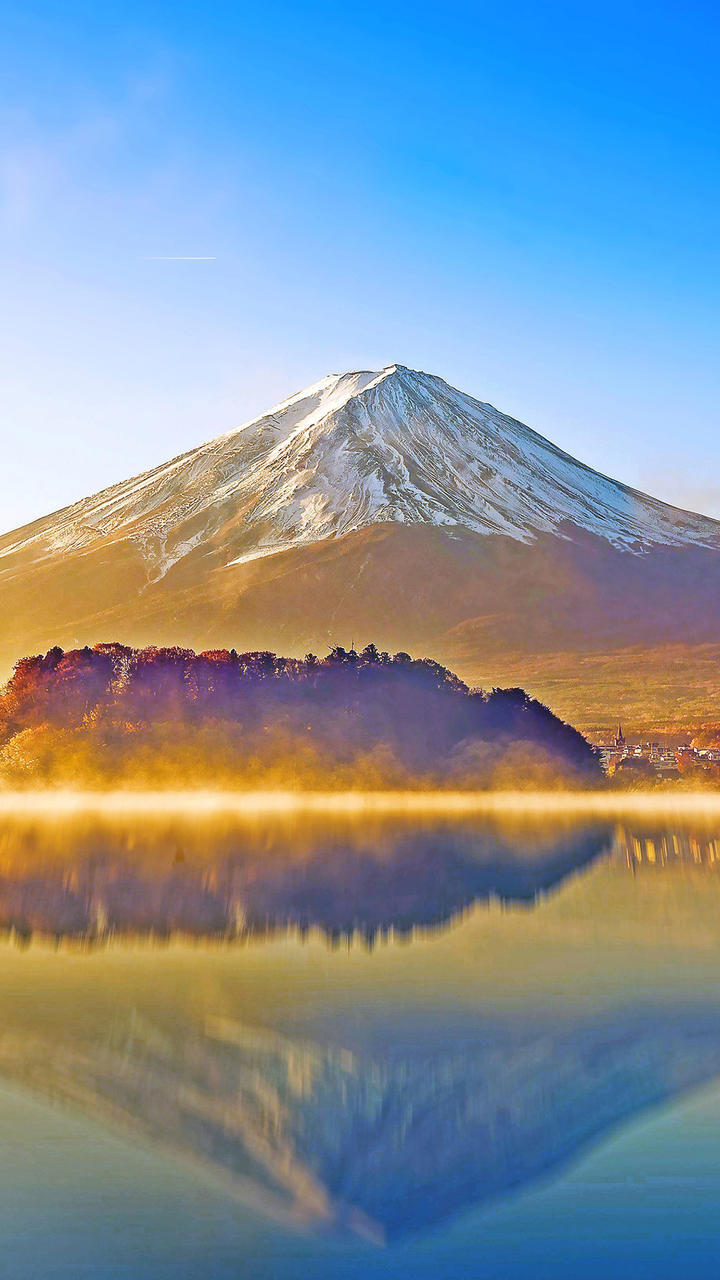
2 802 720 1277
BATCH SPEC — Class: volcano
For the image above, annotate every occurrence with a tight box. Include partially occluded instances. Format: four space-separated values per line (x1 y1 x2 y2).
3 364 720 733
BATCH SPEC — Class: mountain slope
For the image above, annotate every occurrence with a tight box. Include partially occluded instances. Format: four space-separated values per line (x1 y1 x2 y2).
2 364 720 733
4 364 720 572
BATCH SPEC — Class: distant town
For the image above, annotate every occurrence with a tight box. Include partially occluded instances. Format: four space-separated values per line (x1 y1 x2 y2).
595 723 720 782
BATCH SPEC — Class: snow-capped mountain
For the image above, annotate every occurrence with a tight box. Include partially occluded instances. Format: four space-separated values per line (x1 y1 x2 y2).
3 364 720 580
2 364 720 733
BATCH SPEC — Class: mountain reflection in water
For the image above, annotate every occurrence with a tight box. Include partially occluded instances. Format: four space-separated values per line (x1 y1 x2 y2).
2 812 720 1245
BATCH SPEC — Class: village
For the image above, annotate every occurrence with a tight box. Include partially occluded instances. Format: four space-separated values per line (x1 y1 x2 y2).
596 723 720 781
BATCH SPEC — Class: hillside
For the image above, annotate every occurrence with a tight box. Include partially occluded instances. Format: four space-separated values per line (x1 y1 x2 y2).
0 643 599 789
2 365 720 734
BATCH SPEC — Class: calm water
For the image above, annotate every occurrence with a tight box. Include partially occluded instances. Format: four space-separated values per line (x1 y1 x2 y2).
2 810 720 1276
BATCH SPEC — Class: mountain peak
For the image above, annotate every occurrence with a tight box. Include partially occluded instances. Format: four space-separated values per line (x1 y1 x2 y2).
3 365 720 586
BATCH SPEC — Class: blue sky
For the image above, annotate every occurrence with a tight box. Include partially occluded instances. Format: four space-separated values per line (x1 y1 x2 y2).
1 0 719 529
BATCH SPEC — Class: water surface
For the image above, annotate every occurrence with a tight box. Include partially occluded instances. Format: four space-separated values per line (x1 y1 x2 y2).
2 808 720 1275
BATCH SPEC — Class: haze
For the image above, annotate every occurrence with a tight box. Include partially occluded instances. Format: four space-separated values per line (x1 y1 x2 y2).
2 790 720 822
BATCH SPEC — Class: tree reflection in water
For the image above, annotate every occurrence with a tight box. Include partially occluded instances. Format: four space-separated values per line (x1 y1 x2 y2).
3 814 720 1242
0 813 611 944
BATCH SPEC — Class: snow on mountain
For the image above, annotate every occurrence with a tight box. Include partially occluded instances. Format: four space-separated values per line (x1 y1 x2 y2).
3 364 720 581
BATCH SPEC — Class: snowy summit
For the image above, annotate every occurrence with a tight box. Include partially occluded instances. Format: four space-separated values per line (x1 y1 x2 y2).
3 364 720 581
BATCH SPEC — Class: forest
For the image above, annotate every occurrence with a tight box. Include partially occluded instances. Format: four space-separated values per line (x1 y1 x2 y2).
0 643 601 789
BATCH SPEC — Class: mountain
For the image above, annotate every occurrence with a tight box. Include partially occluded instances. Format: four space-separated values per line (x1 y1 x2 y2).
3 363 720 733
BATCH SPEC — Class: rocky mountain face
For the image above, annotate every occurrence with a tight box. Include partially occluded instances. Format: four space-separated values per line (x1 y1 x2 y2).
3 364 720 732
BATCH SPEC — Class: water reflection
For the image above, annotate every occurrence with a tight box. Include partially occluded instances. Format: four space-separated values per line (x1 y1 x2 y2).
2 813 720 1249
616 824 720 868
0 813 610 944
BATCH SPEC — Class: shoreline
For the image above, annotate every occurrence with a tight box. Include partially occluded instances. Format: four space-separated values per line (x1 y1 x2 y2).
2 788 720 819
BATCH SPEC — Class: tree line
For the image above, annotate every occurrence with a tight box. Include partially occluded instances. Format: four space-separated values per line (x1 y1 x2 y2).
0 642 601 788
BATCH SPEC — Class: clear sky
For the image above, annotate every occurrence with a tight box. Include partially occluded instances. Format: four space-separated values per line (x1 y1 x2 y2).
1 0 719 531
